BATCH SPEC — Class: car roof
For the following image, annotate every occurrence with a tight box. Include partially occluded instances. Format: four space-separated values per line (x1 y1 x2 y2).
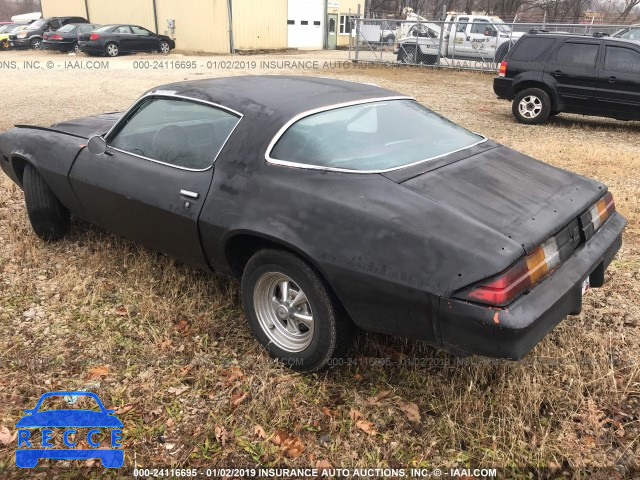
524 32 640 46
144 75 404 122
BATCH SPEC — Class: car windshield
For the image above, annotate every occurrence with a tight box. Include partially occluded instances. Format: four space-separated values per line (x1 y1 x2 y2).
28 19 47 30
270 99 484 172
56 24 77 33
490 18 511 33
0 25 13 33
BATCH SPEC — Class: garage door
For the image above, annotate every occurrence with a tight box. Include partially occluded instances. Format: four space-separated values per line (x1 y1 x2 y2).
287 0 324 49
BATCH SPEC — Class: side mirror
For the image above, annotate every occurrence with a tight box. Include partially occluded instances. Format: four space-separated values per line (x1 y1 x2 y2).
87 135 107 155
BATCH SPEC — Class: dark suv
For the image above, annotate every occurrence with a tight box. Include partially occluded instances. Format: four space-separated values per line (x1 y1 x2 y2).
9 16 88 50
493 32 640 124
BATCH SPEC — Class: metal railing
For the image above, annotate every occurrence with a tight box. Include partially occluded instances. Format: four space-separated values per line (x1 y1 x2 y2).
350 18 633 71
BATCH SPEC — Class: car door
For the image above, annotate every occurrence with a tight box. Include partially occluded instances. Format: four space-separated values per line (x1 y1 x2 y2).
113 25 135 52
467 19 493 60
68 96 242 268
544 40 602 113
450 16 469 60
596 43 640 118
130 26 157 52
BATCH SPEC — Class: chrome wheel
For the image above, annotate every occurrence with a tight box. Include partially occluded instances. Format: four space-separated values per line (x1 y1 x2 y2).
31 39 42 50
106 43 119 57
518 95 542 119
160 41 170 54
73 43 80 54
253 272 314 352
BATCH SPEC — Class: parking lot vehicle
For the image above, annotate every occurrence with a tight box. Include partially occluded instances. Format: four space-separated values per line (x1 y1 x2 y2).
43 23 101 53
0 76 626 371
78 24 175 57
494 32 640 124
15 391 124 468
0 24 26 49
396 13 523 64
612 24 640 41
9 16 88 49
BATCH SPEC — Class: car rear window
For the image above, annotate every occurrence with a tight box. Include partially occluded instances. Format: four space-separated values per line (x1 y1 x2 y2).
56 24 77 33
269 99 484 172
509 37 556 61
554 42 600 67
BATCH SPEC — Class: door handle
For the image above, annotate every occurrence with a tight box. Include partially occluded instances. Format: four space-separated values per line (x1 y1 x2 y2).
552 70 565 76
466 36 470 41
608 76 617 83
180 189 199 199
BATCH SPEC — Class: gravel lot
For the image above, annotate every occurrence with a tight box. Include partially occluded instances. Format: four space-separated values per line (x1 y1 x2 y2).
0 49 638 478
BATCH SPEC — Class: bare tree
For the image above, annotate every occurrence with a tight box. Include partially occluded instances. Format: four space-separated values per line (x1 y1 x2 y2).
0 0 41 22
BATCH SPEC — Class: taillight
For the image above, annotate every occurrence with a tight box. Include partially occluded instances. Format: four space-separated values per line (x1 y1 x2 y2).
586 191 615 232
50 34 62 40
499 61 507 77
90 33 100 41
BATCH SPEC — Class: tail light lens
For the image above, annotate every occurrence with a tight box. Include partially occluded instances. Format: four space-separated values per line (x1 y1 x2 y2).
50 34 62 40
455 192 616 307
499 61 507 77
90 33 100 41
583 191 615 234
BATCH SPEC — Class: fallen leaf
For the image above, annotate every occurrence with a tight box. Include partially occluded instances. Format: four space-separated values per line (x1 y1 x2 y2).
84 458 97 467
150 408 163 416
316 459 333 471
168 385 189 396
115 306 128 316
230 392 248 409
223 367 245 384
87 365 110 379
354 373 363 381
271 429 289 446
367 390 392 405
399 401 421 424
349 409 363 421
214 425 228 447
174 318 191 333
113 404 134 414
180 364 194 376
322 407 337 418
355 419 378 435
281 436 305 458
254 424 266 439
0 426 17 445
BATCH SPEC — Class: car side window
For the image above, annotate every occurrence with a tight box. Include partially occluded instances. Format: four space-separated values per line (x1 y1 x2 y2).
457 17 469 33
470 19 488 35
108 98 240 170
554 42 599 68
131 26 151 35
115 26 133 34
605 46 640 74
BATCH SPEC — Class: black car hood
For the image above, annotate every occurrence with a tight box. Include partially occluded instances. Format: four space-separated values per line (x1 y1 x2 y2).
49 112 122 139
392 144 606 254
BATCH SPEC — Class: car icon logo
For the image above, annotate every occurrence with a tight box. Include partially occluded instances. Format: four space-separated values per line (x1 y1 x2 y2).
15 391 124 468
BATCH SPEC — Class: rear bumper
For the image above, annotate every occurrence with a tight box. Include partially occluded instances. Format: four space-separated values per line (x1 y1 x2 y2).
9 38 31 49
78 41 103 54
493 77 513 99
42 40 75 51
438 212 626 359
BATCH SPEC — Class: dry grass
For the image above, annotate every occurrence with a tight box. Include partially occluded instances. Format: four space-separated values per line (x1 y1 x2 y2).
0 51 638 479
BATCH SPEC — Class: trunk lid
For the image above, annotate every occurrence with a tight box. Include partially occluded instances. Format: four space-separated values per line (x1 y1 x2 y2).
390 145 605 253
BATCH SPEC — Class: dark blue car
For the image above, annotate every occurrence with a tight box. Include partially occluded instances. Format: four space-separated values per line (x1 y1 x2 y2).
15 391 124 468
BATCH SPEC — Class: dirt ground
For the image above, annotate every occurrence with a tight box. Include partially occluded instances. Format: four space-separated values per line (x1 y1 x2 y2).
0 49 638 479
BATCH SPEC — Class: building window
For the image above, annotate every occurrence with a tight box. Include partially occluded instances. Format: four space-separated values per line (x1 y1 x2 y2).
287 20 294 25
301 20 308 25
339 15 354 35
314 21 321 26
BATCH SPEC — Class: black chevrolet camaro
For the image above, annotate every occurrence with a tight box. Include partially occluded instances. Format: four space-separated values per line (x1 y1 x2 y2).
0 76 626 371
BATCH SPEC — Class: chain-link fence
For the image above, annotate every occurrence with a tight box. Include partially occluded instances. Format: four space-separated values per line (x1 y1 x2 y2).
349 18 633 71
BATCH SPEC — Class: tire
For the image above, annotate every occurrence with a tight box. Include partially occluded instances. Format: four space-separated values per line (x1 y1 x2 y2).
159 40 170 54
241 249 355 372
512 88 551 125
23 163 70 241
398 45 416 64
73 42 80 54
105 42 119 57
494 42 512 63
30 37 42 50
